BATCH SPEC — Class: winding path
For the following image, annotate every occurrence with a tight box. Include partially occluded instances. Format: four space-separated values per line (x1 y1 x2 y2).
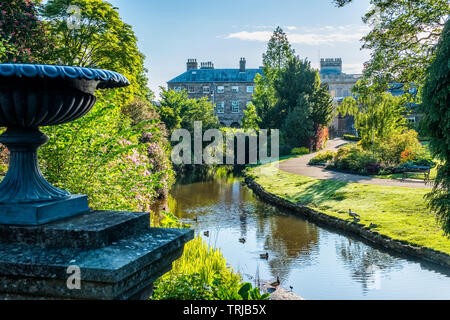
279 139 432 189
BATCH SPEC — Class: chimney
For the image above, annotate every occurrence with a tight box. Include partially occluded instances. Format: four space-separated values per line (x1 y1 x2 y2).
240 57 246 72
200 61 214 69
187 59 198 71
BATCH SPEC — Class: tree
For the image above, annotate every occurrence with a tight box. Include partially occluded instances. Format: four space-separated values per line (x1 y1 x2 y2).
157 88 219 134
241 103 261 131
0 0 51 63
334 0 450 91
262 26 295 80
421 19 450 234
253 27 295 129
339 84 407 150
41 0 152 103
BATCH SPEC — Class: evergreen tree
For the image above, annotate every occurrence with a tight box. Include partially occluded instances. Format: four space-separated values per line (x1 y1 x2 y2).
421 20 450 234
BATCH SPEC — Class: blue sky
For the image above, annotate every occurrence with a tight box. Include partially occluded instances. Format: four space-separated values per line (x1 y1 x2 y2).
107 0 372 98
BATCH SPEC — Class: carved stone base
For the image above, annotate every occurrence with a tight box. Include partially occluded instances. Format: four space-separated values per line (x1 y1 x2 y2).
0 195 89 226
0 210 194 300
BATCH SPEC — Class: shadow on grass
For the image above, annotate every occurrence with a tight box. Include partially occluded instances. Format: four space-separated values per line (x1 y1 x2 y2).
288 179 349 206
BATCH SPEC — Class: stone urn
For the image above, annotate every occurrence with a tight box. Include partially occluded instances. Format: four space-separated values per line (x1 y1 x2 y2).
0 63 129 225
0 64 193 300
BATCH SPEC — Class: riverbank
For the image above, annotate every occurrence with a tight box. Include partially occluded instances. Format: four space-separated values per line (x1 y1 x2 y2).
244 163 450 268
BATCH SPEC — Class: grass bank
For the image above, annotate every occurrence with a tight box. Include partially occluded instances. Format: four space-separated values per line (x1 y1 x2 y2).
247 162 450 256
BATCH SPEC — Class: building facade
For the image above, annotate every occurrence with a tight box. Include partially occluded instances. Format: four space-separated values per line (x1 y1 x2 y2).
167 58 263 127
319 58 362 137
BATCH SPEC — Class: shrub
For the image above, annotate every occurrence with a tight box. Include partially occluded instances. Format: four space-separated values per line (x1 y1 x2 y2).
330 144 380 174
374 129 423 167
309 151 335 165
343 134 361 142
152 236 269 300
291 147 310 156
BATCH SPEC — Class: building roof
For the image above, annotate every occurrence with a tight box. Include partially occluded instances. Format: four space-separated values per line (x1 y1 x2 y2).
168 68 263 83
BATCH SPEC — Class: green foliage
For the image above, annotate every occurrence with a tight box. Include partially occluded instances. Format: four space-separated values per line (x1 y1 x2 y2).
343 135 361 142
339 85 407 149
0 0 51 63
291 147 310 156
335 0 450 90
157 88 219 134
39 93 174 212
41 0 152 103
152 236 268 300
330 144 380 175
241 103 261 130
252 28 334 152
374 129 424 167
309 151 335 166
421 19 450 234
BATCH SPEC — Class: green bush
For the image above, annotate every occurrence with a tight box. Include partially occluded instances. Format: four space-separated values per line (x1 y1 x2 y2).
330 144 380 174
291 147 310 155
343 134 361 142
152 236 269 300
374 129 424 167
309 151 335 165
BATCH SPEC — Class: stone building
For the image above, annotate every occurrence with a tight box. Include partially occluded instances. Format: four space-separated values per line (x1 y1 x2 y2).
319 58 362 137
167 58 263 128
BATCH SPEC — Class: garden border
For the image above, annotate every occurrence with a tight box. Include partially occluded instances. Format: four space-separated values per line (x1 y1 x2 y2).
244 174 450 268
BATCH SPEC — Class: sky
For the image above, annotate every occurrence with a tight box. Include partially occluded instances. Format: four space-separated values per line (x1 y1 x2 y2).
106 0 372 98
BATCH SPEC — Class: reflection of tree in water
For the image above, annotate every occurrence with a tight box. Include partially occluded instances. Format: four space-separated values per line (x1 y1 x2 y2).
337 238 402 294
264 214 319 280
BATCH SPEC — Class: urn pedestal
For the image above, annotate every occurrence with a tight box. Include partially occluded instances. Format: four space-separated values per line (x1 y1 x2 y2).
0 64 193 300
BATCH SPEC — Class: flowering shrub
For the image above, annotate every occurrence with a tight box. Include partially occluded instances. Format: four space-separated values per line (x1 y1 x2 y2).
309 151 335 165
0 0 51 63
39 92 174 212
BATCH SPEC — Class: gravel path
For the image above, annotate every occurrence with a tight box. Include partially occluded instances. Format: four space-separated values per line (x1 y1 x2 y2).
279 139 432 189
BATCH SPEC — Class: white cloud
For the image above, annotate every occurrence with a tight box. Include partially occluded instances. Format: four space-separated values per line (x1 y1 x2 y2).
225 25 368 46
342 63 364 74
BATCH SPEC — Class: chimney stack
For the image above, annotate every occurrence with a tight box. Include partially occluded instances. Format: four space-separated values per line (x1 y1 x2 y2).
187 58 198 71
240 57 246 72
200 61 214 69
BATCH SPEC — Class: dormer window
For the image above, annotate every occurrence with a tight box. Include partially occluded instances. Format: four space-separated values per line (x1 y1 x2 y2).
232 86 239 93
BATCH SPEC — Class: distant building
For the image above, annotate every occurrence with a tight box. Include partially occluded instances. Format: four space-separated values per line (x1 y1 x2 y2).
167 58 263 128
319 58 362 137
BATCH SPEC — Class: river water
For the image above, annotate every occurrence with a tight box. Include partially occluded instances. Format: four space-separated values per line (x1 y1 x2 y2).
160 173 450 300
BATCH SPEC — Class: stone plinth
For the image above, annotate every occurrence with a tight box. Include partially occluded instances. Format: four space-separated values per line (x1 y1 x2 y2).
0 211 194 300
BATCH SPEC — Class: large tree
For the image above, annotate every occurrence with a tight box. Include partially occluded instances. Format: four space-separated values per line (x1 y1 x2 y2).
41 0 152 102
334 0 450 92
253 27 295 129
421 20 450 234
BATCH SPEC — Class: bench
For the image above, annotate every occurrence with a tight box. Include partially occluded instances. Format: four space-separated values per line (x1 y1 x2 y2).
402 165 431 181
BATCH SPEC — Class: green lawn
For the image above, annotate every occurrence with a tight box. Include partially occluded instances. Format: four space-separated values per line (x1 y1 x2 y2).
249 162 450 255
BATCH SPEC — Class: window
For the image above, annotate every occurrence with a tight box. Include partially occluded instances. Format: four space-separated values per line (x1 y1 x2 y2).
203 86 210 94
232 101 240 113
188 86 196 93
216 102 225 114
246 86 254 93
232 86 239 93
343 89 350 97
217 86 224 94
407 117 416 124
173 87 183 92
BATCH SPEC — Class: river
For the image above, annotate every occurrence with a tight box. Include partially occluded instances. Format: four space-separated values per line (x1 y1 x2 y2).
157 172 450 300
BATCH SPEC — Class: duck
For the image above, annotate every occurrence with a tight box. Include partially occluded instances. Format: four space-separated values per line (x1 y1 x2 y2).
239 238 246 244
289 285 294 292
193 216 199 223
269 276 280 288
203 231 210 237
349 209 360 219
260 252 269 260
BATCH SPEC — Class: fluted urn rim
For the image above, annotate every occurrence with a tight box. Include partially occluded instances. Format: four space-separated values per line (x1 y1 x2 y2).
0 63 130 89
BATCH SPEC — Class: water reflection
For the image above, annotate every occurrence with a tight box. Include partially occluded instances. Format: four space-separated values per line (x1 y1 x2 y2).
156 172 450 300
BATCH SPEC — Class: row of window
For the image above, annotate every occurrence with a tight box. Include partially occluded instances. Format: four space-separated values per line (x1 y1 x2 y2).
215 101 251 114
173 85 254 94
